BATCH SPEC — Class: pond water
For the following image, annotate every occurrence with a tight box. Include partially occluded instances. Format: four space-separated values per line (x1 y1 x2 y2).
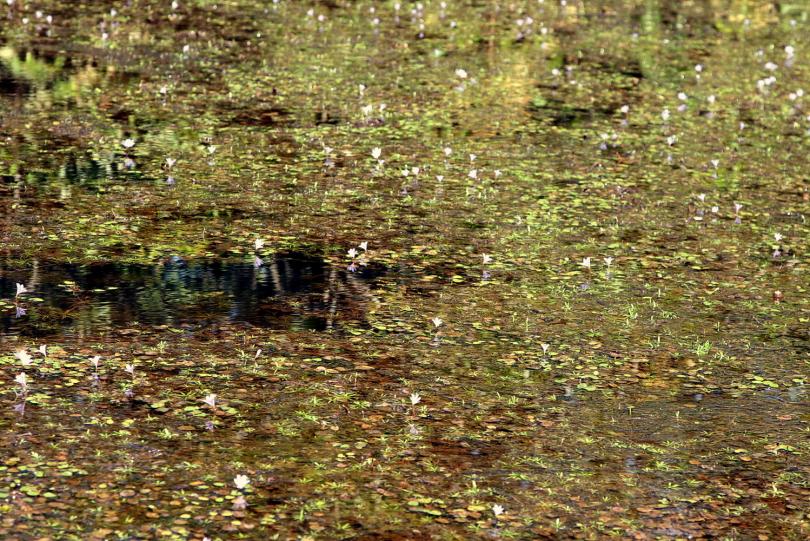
0 1 808 540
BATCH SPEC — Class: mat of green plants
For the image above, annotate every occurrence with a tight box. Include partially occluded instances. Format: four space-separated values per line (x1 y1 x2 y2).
1 1 808 540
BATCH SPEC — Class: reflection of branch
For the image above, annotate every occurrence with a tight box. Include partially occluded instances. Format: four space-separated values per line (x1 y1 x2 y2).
345 271 381 308
326 267 338 329
269 259 283 293
28 259 40 292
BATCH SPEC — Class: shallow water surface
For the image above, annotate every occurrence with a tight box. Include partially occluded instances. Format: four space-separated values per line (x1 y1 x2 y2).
0 1 808 540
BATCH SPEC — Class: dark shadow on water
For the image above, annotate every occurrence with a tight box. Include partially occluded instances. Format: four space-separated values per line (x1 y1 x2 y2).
0 254 383 336
0 61 32 96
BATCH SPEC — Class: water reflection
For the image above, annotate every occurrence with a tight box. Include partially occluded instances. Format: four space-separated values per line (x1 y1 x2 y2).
0 254 382 336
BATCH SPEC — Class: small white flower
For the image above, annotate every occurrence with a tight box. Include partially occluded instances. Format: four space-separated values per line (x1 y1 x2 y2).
469 153 476 162
431 317 443 328
38 345 47 357
482 254 493 264
359 241 368 251
582 257 591 269
165 157 176 168
409 392 421 406
15 283 28 297
443 147 452 157
697 193 706 202
436 175 444 182
254 238 264 250
620 105 629 114
15 350 33 366
371 147 382 160
774 232 783 243
468 169 478 179
347 248 358 259
492 504 505 517
233 474 250 490
91 355 101 370
661 109 670 121
203 394 217 408
125 363 135 375
15 372 28 390
603 257 614 267
455 68 468 79
121 138 135 149
541 343 550 354
734 202 743 213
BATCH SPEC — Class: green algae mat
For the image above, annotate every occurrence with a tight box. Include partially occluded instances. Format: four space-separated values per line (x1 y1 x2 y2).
0 1 808 539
